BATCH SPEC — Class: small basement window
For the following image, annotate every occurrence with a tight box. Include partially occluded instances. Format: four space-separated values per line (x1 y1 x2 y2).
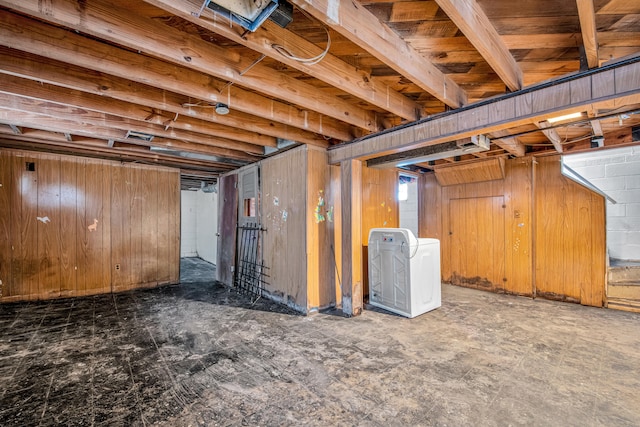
243 197 256 218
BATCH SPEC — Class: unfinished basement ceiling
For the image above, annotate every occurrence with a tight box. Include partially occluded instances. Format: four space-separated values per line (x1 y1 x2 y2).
0 0 639 181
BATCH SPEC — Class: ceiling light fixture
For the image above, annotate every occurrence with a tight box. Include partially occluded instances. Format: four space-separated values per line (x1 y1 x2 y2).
215 103 230 115
547 112 583 124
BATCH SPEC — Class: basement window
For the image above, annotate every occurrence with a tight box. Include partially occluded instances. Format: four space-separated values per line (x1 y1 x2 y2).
243 197 256 218
398 183 408 201
398 174 416 201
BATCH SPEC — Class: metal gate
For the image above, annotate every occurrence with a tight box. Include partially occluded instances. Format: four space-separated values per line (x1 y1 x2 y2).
234 222 269 300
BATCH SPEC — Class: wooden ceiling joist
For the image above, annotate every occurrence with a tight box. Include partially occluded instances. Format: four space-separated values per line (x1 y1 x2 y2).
0 136 237 172
0 109 259 163
288 0 468 108
489 130 526 157
536 121 565 153
0 74 277 148
1 0 379 132
434 0 523 92
0 93 266 156
143 0 422 121
0 48 329 147
0 8 355 141
576 0 599 69
328 59 640 164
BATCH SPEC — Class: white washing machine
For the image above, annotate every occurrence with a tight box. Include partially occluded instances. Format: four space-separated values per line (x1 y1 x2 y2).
368 228 441 318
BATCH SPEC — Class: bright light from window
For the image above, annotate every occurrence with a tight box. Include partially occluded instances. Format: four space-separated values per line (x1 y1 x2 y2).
398 182 408 201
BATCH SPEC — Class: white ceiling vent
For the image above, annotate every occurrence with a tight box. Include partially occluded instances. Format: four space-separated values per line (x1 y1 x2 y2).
125 130 154 142
206 0 278 32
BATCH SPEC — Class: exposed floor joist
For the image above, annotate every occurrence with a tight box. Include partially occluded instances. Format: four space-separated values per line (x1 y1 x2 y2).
289 0 468 109
434 0 523 91
576 0 600 69
1 0 382 132
0 47 329 147
0 8 354 141
144 0 422 122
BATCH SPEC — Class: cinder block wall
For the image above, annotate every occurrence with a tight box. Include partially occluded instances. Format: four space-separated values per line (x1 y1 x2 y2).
564 146 640 261
399 177 419 237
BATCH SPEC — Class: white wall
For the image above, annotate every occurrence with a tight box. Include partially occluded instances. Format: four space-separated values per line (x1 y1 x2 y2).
564 145 640 261
399 177 419 237
196 190 218 265
180 190 198 257
180 189 219 263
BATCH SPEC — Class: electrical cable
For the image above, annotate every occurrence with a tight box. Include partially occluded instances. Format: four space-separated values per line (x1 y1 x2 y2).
272 26 331 65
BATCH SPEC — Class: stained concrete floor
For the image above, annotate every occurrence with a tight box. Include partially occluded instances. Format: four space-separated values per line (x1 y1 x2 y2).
1 258 639 426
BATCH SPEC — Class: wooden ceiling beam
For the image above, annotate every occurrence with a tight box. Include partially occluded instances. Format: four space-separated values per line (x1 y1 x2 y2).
144 0 422 121
0 74 277 148
576 0 600 69
0 136 236 172
328 60 640 163
0 48 329 147
536 121 564 153
0 9 354 141
488 130 526 157
1 0 378 132
288 0 467 108
0 109 259 163
434 0 523 91
0 93 266 156
590 119 604 137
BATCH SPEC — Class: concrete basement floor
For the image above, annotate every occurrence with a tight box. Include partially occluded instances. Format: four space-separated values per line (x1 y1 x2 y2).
1 258 639 426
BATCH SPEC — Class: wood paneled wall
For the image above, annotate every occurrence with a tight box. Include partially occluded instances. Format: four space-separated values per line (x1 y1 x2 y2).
534 156 605 306
361 166 399 296
260 145 339 313
0 149 180 302
362 166 400 246
261 147 308 311
216 173 238 287
419 156 605 306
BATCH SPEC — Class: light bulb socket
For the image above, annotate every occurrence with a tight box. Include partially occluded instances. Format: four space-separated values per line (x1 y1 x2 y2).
215 103 230 115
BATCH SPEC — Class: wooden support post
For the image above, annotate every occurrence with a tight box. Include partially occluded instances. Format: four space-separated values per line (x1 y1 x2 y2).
340 159 363 317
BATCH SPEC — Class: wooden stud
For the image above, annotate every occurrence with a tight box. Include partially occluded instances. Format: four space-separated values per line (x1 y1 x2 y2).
340 159 363 316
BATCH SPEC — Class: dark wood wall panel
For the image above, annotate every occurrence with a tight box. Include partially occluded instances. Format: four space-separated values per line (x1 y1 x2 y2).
0 152 11 298
59 157 77 297
216 173 238 287
156 169 171 284
110 162 130 292
37 154 62 299
168 172 180 283
141 167 158 284
0 149 180 302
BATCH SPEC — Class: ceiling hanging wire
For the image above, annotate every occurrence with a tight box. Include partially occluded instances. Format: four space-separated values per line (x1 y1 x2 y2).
272 7 331 65
272 25 331 65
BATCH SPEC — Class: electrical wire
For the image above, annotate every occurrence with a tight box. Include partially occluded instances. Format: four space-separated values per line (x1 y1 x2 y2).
272 26 331 65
